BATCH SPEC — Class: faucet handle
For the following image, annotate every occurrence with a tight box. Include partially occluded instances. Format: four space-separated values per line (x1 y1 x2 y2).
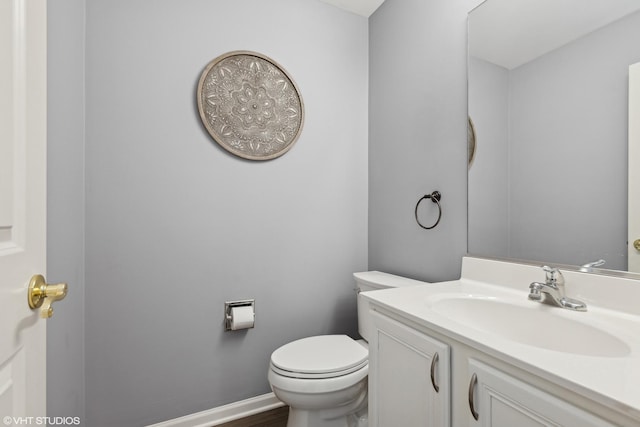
541 265 564 285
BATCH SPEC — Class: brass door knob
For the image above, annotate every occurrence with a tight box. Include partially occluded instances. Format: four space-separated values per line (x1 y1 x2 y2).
635 239 640 251
27 275 67 318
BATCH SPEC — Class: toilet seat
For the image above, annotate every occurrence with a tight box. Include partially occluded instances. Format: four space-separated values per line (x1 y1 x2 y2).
270 335 368 379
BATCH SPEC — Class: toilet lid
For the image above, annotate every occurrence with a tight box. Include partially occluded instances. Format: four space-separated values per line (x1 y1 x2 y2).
271 335 368 379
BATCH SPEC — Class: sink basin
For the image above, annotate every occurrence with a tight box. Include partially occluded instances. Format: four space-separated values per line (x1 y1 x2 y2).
430 296 631 357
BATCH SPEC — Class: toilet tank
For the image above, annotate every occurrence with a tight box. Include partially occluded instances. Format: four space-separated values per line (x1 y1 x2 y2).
353 271 428 342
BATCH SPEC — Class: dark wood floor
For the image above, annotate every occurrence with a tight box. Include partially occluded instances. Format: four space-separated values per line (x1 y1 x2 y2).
215 406 289 427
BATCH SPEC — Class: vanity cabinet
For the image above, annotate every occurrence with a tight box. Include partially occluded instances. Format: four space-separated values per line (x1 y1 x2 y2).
369 308 622 427
468 359 615 427
368 311 450 427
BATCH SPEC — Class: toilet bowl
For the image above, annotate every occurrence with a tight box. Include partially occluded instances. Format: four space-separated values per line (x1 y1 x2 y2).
268 272 425 427
268 335 369 427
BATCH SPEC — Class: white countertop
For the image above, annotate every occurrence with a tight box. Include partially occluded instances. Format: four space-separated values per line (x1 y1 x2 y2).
361 257 640 421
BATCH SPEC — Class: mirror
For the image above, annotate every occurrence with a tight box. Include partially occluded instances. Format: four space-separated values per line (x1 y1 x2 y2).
467 0 640 274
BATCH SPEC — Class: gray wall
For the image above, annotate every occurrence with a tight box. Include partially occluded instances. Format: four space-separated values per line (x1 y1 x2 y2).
368 0 482 282
83 0 368 425
47 0 86 422
45 0 486 425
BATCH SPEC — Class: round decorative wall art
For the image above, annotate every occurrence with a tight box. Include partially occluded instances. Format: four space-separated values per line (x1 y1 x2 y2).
468 116 476 169
197 51 304 160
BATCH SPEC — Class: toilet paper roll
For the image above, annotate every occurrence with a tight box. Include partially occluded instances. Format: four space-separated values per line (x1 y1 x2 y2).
230 305 255 330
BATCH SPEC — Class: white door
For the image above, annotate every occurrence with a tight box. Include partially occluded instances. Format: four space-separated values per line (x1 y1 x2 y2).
0 0 49 423
629 62 640 273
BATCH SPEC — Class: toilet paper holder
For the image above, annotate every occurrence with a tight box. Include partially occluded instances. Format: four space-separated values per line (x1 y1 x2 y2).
224 299 255 331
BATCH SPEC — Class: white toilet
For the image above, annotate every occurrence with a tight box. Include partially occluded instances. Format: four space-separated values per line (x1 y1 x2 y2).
267 271 424 427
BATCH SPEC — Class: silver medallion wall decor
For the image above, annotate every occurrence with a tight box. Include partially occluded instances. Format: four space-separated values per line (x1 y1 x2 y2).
197 51 304 160
468 116 476 169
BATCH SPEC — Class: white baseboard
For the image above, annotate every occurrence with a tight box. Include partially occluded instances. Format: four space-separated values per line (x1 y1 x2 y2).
146 392 285 427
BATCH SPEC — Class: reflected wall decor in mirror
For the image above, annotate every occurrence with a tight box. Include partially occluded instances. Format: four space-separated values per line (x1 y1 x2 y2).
467 0 640 274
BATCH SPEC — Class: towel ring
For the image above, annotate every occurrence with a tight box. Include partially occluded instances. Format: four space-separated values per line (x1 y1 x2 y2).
415 191 442 230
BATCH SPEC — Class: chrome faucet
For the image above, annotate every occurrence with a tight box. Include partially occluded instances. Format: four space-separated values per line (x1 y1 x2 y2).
579 259 605 272
528 266 587 311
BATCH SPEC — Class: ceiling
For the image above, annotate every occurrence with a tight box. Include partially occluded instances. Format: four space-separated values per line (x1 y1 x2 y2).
318 0 385 17
469 0 640 69
320 0 640 69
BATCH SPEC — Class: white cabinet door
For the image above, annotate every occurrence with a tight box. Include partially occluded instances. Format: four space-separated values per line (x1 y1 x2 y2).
369 311 450 427
468 360 615 427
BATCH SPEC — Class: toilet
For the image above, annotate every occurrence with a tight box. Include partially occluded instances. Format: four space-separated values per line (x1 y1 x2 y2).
267 271 425 427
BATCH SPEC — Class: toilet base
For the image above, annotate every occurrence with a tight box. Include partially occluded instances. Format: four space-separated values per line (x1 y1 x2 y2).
286 397 368 427
269 371 368 427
